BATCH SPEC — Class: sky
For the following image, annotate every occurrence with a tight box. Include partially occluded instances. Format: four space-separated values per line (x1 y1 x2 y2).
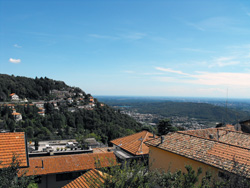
1 0 250 98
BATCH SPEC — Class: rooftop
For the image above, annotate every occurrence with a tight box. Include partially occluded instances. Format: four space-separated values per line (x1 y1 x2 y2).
63 169 106 188
21 152 117 176
145 127 250 178
0 132 28 168
111 130 157 156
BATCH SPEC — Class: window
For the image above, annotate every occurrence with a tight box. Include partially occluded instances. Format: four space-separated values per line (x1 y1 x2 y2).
34 176 42 184
56 171 82 181
218 171 229 180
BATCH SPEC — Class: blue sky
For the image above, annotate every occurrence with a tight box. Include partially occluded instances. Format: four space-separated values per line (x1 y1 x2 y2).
1 0 250 98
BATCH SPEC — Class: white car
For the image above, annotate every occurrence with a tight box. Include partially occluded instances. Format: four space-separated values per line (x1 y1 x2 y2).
66 142 75 148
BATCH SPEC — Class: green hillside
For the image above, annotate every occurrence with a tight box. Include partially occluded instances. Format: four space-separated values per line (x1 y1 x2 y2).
133 102 249 123
97 97 250 123
0 74 72 101
0 74 141 142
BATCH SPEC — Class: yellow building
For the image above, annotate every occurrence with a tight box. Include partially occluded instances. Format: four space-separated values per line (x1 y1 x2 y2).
145 127 250 179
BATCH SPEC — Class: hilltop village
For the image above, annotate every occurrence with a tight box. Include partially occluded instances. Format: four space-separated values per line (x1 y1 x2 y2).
2 91 101 122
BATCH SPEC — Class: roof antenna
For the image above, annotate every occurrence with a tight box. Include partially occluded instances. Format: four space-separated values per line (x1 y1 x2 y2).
223 88 228 125
226 88 228 124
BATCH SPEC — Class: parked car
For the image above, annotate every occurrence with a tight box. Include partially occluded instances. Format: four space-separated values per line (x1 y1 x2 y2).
66 142 76 149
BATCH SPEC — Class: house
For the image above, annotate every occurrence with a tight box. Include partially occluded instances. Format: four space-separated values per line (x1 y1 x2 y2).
145 127 250 179
110 130 157 162
89 96 94 103
12 109 22 121
0 131 117 188
68 107 76 113
67 98 74 104
63 169 107 188
38 108 45 116
0 132 29 168
38 111 45 116
84 138 101 148
33 101 45 108
239 119 250 133
20 152 117 188
5 103 15 108
9 93 19 101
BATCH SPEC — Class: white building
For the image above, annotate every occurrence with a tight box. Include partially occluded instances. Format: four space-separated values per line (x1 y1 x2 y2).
10 93 19 101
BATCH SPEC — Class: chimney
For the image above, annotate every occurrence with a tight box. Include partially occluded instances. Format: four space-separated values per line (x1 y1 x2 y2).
161 136 165 144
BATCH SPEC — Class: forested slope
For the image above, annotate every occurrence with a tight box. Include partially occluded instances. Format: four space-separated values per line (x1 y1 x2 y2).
0 74 71 101
98 96 250 123
131 102 249 123
0 74 141 142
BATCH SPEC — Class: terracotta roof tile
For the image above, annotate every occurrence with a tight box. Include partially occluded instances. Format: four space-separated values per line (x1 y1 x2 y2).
111 131 157 155
21 152 117 176
0 132 28 168
12 112 21 115
145 128 250 178
63 169 106 188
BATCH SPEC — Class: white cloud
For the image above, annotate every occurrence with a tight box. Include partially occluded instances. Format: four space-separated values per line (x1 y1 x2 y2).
141 72 164 75
209 56 240 68
123 70 163 75
13 44 22 48
89 32 147 41
120 32 147 40
186 17 241 33
9 58 21 64
180 48 214 53
155 67 190 76
155 67 250 87
186 22 205 31
189 72 250 86
88 34 118 40
123 70 135 74
197 88 225 93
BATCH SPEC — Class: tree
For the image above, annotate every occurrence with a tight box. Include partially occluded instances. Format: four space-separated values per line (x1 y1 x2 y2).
99 161 226 188
157 119 178 135
0 155 37 188
102 160 151 188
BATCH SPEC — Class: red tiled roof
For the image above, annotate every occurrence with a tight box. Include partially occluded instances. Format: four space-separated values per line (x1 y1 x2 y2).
0 132 28 168
6 104 15 107
63 169 107 188
111 131 157 155
145 128 250 177
12 112 21 115
22 152 117 176
179 127 250 148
